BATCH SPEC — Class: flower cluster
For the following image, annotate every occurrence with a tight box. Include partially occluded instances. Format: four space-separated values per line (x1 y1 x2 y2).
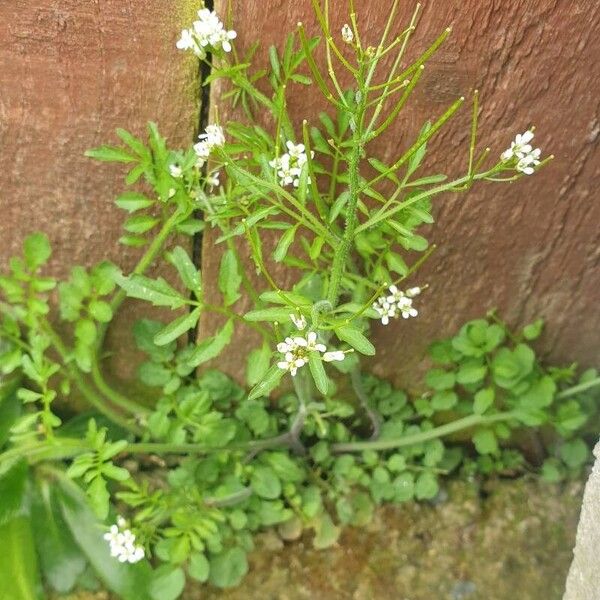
269 141 313 188
341 24 354 44
373 285 421 325
176 9 237 58
501 130 542 175
277 316 345 376
103 517 145 564
194 124 225 167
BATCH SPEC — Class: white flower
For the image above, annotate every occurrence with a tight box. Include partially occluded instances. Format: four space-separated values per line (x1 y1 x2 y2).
305 331 327 353
176 29 202 56
104 520 145 565
341 24 354 44
194 124 225 167
276 331 326 376
373 284 421 325
270 141 313 188
398 296 418 319
169 164 182 178
206 170 220 188
516 147 541 175
277 352 306 377
290 313 307 331
177 10 236 57
323 350 345 362
501 129 535 161
373 298 396 325
200 124 226 147
103 525 122 548
405 287 421 298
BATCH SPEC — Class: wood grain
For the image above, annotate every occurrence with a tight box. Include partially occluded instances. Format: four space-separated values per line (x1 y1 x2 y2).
204 0 600 388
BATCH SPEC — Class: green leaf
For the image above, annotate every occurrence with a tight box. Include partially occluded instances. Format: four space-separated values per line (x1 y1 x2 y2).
87 476 110 521
0 459 28 527
248 364 284 400
251 466 282 499
393 472 415 502
259 290 312 306
518 376 556 410
523 318 544 340
58 481 152 600
245 307 293 322
559 438 589 469
246 342 271 387
456 360 487 385
75 319 97 345
150 566 185 600
335 325 375 356
415 471 439 500
116 128 149 158
186 320 234 367
208 547 248 588
114 273 187 309
273 225 298 262
188 553 209 582
0 381 21 448
23 233 51 270
312 512 340 549
426 368 456 391
492 344 535 389
0 516 42 600
85 145 136 163
431 390 458 411
308 353 329 395
115 192 154 213
218 250 242 307
473 388 494 415
119 235 147 247
31 481 86 594
541 458 563 483
268 45 281 80
167 246 201 292
473 429 498 455
153 308 201 346
124 215 160 234
88 300 113 323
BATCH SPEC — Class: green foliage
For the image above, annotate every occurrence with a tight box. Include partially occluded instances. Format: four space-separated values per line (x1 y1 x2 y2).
0 3 592 599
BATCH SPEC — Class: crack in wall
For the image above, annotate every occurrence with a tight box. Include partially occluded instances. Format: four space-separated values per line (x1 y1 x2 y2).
189 0 214 343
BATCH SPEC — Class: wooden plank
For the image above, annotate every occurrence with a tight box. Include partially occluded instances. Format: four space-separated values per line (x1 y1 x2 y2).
202 0 600 387
0 0 200 382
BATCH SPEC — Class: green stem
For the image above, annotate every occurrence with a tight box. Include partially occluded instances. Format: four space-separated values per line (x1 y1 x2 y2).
90 209 185 416
43 321 141 434
90 361 150 416
557 377 600 399
331 412 515 453
326 124 363 306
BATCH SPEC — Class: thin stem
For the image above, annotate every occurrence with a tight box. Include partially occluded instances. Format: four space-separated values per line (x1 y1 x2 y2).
557 377 600 399
43 321 141 434
297 23 340 107
356 167 495 234
90 361 150 416
366 3 418 134
351 367 381 439
90 208 186 417
204 487 252 507
332 412 516 453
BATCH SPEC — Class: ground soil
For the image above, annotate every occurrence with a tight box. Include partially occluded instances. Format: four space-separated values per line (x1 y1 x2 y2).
55 476 582 600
